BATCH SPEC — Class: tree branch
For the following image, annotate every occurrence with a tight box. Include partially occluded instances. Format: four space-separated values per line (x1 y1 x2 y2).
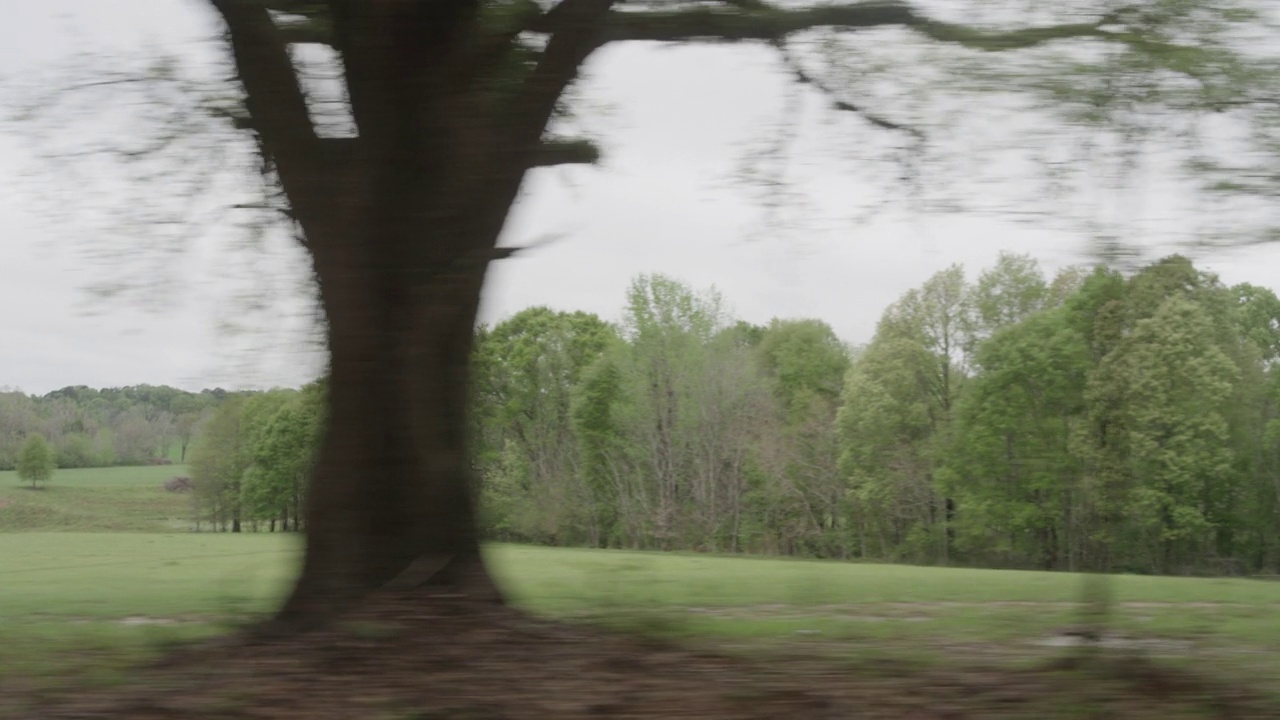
910 17 1110 52
276 0 1119 52
309 137 600 169
274 17 329 44
490 232 567 260
598 2 915 45
463 0 614 252
773 39 921 138
208 0 326 231
528 138 601 168
513 0 614 137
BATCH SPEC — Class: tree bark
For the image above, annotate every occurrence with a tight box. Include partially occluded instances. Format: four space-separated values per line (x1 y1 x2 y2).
278 244 501 623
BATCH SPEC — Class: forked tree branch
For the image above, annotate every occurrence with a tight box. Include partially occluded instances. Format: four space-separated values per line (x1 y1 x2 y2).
467 0 615 248
209 0 327 235
513 0 614 140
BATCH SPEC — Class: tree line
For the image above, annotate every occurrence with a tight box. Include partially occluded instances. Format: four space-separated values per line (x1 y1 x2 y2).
846 255 1280 575
0 384 228 470
470 257 1280 576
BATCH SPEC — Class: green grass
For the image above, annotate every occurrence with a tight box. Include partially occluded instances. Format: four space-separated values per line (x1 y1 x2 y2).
3 466 1280 699
0 465 194 532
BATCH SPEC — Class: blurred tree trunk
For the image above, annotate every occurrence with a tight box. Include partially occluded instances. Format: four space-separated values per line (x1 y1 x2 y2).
209 0 609 625
278 225 500 620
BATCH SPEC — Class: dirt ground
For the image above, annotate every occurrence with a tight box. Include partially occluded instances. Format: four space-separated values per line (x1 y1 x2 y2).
4 593 1275 719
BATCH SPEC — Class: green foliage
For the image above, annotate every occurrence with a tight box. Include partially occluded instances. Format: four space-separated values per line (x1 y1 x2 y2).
16 434 56 488
756 318 849 423
187 385 323 533
468 259 1280 577
12 257 1280 576
189 396 251 532
472 307 619 545
0 385 223 471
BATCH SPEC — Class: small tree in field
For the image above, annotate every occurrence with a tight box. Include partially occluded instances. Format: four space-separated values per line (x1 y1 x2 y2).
16 434 55 488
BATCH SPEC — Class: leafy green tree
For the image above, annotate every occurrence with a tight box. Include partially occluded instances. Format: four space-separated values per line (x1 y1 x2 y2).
879 265 971 419
754 319 851 556
1086 295 1239 573
16 434 56 488
1228 284 1280 570
189 396 251 532
471 307 616 544
964 253 1048 350
243 388 324 532
840 266 971 562
837 334 940 560
1232 283 1280 365
946 306 1090 569
571 349 628 547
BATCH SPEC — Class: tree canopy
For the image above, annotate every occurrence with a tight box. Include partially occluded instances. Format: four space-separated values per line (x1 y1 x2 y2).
16 434 56 488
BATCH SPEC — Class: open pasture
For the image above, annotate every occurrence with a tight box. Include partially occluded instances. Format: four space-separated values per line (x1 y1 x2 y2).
2 533 1278 691
0 465 193 532
2 468 1279 707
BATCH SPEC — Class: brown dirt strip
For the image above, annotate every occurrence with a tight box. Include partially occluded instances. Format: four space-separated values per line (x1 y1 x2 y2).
2 593 1273 720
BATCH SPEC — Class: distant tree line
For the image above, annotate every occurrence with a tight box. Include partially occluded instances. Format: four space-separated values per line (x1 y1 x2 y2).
0 384 229 470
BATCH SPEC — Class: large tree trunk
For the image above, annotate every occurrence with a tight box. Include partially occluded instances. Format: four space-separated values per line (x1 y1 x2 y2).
277 218 503 623
210 0 613 627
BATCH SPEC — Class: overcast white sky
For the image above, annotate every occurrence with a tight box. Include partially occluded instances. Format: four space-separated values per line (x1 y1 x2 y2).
2 0 1278 395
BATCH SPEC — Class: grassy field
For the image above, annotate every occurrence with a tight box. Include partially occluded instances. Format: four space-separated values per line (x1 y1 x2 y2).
0 465 193 532
2 467 1280 703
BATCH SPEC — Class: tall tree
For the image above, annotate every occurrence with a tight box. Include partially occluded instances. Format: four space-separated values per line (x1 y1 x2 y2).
244 385 325 532
471 307 616 544
755 319 851 556
617 274 728 548
964 252 1049 350
190 395 253 532
1086 296 1239 573
946 306 1090 570
16 434 56 489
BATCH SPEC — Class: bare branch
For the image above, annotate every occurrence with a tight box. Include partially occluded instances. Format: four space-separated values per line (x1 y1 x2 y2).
910 16 1110 52
309 136 599 169
773 40 922 138
528 137 601 167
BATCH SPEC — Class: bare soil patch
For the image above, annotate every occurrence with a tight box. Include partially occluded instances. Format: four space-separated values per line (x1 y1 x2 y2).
4 593 1273 720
